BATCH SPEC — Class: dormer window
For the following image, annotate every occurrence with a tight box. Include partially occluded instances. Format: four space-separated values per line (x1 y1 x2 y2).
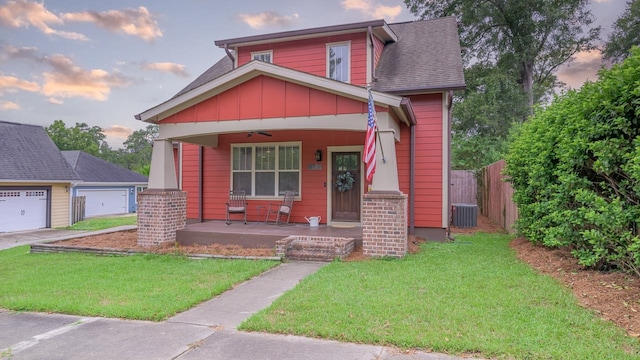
252 50 273 63
327 42 350 82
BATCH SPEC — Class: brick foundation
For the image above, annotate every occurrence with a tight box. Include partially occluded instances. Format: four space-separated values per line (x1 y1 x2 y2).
362 191 408 258
137 190 187 247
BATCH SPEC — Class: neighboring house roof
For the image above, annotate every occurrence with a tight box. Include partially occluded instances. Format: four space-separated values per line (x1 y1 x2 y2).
169 17 464 102
373 17 466 93
62 150 148 184
0 121 81 182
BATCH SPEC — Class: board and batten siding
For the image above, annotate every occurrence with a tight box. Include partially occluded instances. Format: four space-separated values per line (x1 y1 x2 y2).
181 129 370 224
158 76 373 124
237 33 368 86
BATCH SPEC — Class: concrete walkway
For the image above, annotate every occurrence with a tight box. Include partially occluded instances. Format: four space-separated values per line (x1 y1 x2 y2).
0 229 475 360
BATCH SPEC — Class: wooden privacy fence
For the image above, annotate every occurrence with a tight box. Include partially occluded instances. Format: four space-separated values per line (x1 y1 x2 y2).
450 170 477 205
479 160 518 233
71 196 86 224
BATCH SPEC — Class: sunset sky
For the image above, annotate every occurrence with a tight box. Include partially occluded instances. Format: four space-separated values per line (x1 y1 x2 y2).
0 0 627 147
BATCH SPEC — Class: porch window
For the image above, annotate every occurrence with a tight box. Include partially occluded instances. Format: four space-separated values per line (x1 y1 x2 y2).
327 42 350 82
231 143 300 198
251 50 273 63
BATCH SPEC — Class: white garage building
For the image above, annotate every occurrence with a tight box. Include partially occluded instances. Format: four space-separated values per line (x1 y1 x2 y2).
62 151 148 218
0 121 81 232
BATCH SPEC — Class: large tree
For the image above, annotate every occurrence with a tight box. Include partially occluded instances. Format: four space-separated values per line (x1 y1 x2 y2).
46 120 109 156
120 125 158 174
603 0 640 62
405 0 600 113
451 63 528 169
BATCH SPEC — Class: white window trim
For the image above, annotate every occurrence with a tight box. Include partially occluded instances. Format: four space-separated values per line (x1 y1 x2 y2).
326 41 351 83
251 50 274 63
230 141 302 200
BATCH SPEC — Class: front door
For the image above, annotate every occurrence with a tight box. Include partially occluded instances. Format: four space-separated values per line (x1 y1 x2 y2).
331 152 360 222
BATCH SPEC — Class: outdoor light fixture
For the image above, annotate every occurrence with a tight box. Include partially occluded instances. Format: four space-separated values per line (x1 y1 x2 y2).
315 149 322 162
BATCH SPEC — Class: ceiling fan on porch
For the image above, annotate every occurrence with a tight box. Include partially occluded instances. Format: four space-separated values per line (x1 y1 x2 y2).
247 131 272 137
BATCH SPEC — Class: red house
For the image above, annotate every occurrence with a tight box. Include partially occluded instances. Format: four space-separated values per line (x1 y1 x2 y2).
135 17 464 256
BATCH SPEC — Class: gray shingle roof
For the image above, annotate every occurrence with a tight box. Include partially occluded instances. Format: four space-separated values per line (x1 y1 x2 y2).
0 121 81 182
62 151 148 183
173 55 233 98
373 17 465 93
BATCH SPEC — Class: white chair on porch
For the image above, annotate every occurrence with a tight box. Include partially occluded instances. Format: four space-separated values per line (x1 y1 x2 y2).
225 190 247 225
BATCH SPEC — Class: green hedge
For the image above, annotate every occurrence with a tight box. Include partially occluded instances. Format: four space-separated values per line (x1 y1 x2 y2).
505 47 640 275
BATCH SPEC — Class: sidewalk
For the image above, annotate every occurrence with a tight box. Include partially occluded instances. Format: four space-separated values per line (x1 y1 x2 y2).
0 229 475 360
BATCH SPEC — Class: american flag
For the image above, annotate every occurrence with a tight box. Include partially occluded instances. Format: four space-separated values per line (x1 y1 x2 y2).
364 88 377 182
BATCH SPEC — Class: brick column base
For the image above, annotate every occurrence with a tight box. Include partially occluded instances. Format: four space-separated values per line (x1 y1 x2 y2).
137 190 187 247
362 191 408 258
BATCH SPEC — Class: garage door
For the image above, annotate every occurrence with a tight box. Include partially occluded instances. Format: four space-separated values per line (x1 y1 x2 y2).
0 190 48 232
78 189 128 217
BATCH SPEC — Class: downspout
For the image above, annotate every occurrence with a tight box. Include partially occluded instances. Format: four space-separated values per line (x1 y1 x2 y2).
401 98 417 235
224 43 235 65
198 145 204 223
367 26 378 82
447 90 454 239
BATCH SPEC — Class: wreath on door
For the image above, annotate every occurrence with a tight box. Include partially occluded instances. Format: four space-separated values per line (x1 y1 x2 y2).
335 171 355 192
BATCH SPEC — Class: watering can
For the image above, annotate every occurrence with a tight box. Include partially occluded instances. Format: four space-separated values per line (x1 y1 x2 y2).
305 216 321 227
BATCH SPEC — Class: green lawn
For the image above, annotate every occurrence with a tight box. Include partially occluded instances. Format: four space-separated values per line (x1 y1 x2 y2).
63 215 138 231
241 233 640 360
0 246 278 321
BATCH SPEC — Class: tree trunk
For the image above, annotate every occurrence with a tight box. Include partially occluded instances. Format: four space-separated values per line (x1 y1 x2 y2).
520 60 534 120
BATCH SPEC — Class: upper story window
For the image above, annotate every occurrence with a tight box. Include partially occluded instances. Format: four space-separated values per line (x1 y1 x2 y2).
251 50 273 63
327 42 350 82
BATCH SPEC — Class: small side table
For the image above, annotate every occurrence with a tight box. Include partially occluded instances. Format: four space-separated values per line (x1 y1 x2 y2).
256 205 267 223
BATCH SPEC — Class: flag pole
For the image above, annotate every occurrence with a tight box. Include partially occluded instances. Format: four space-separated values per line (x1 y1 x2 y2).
367 85 386 164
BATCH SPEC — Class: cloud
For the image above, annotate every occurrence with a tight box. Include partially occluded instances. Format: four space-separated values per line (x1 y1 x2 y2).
103 125 133 140
47 97 63 105
1 45 132 101
341 0 402 20
0 100 20 110
238 12 299 29
62 6 162 42
0 0 88 40
140 62 189 77
41 54 130 101
556 51 605 89
0 74 40 93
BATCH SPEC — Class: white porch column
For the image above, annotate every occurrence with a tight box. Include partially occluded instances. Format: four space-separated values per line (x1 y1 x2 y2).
148 139 178 190
371 129 399 192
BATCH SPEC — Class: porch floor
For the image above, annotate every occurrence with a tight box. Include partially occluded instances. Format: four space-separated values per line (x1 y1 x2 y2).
176 220 363 249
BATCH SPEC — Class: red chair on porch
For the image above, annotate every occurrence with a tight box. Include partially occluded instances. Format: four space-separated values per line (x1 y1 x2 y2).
226 190 247 225
266 190 295 225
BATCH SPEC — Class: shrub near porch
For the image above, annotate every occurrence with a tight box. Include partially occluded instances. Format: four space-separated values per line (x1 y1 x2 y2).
241 233 640 360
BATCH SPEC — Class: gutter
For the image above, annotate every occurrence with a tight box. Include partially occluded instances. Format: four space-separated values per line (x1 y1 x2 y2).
401 97 416 235
224 43 235 65
368 26 378 82
446 90 453 239
198 145 204 223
